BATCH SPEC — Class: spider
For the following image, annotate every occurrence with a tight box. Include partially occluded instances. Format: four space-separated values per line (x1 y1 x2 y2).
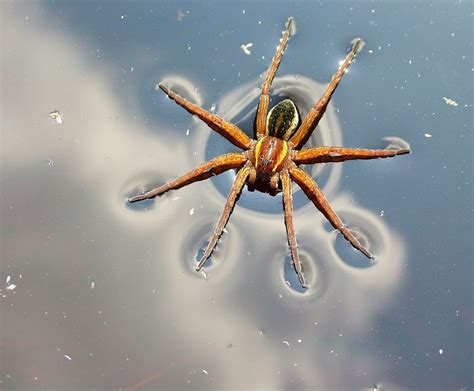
129 17 410 287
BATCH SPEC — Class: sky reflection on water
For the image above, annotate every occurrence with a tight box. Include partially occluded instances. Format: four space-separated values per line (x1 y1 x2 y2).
1 1 472 390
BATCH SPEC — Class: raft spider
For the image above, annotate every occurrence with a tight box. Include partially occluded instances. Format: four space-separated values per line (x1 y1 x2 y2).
129 17 410 287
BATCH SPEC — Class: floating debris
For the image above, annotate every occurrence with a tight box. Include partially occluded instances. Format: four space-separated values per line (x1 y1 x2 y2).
189 208 195 216
282 340 290 346
424 133 433 138
64 354 72 360
90 281 95 289
442 97 458 106
241 42 253 55
202 369 208 375
439 348 443 355
49 110 63 124
6 283 17 291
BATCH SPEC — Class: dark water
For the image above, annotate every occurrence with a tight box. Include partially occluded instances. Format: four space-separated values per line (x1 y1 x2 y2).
1 1 472 390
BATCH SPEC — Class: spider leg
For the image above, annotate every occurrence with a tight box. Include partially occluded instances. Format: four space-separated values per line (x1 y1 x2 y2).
255 17 295 139
159 83 252 150
289 166 373 259
128 153 247 203
281 169 307 288
195 164 252 271
289 38 364 149
294 146 410 164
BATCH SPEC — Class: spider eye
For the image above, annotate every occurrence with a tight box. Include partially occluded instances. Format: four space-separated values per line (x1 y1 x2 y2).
266 99 299 140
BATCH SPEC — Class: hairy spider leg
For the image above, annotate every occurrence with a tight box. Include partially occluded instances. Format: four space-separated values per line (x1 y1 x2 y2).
294 146 411 164
289 38 364 149
255 17 295 139
128 153 247 203
196 164 252 271
289 166 373 259
281 169 307 287
158 83 252 150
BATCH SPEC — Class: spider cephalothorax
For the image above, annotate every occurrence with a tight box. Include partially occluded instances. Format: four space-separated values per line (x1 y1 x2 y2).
129 17 410 287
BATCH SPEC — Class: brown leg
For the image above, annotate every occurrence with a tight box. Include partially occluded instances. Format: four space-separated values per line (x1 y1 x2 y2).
281 169 307 287
289 39 364 149
289 166 373 259
195 164 252 271
294 146 410 164
255 17 295 139
159 83 252 150
128 153 247 203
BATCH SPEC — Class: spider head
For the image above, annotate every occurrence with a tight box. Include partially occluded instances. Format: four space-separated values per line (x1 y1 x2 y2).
266 99 300 140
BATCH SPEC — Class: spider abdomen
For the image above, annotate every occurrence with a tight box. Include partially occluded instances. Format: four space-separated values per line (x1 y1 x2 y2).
252 136 289 179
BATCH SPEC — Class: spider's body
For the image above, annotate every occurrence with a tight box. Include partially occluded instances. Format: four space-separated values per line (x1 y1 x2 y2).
250 136 289 187
129 18 410 287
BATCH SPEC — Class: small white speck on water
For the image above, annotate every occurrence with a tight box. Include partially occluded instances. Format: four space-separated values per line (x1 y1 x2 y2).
64 354 72 360
6 276 11 284
185 128 190 136
241 42 253 55
424 133 433 138
282 340 290 346
189 208 195 216
380 210 384 217
6 284 17 291
209 104 216 113
442 97 458 106
439 348 443 355
202 369 208 375
90 281 95 289
297 339 302 343
49 110 63 124
223 227 228 234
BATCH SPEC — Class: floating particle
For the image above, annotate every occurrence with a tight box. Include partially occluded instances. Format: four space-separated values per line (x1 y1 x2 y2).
380 210 384 217
202 369 208 375
185 128 190 136
209 104 216 113
6 284 17 291
64 354 72 360
223 227 228 234
200 270 207 280
424 133 432 138
439 348 443 355
6 276 11 284
45 158 54 166
189 208 195 216
442 97 458 106
241 43 253 55
282 340 290 346
90 281 95 289
49 110 63 124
